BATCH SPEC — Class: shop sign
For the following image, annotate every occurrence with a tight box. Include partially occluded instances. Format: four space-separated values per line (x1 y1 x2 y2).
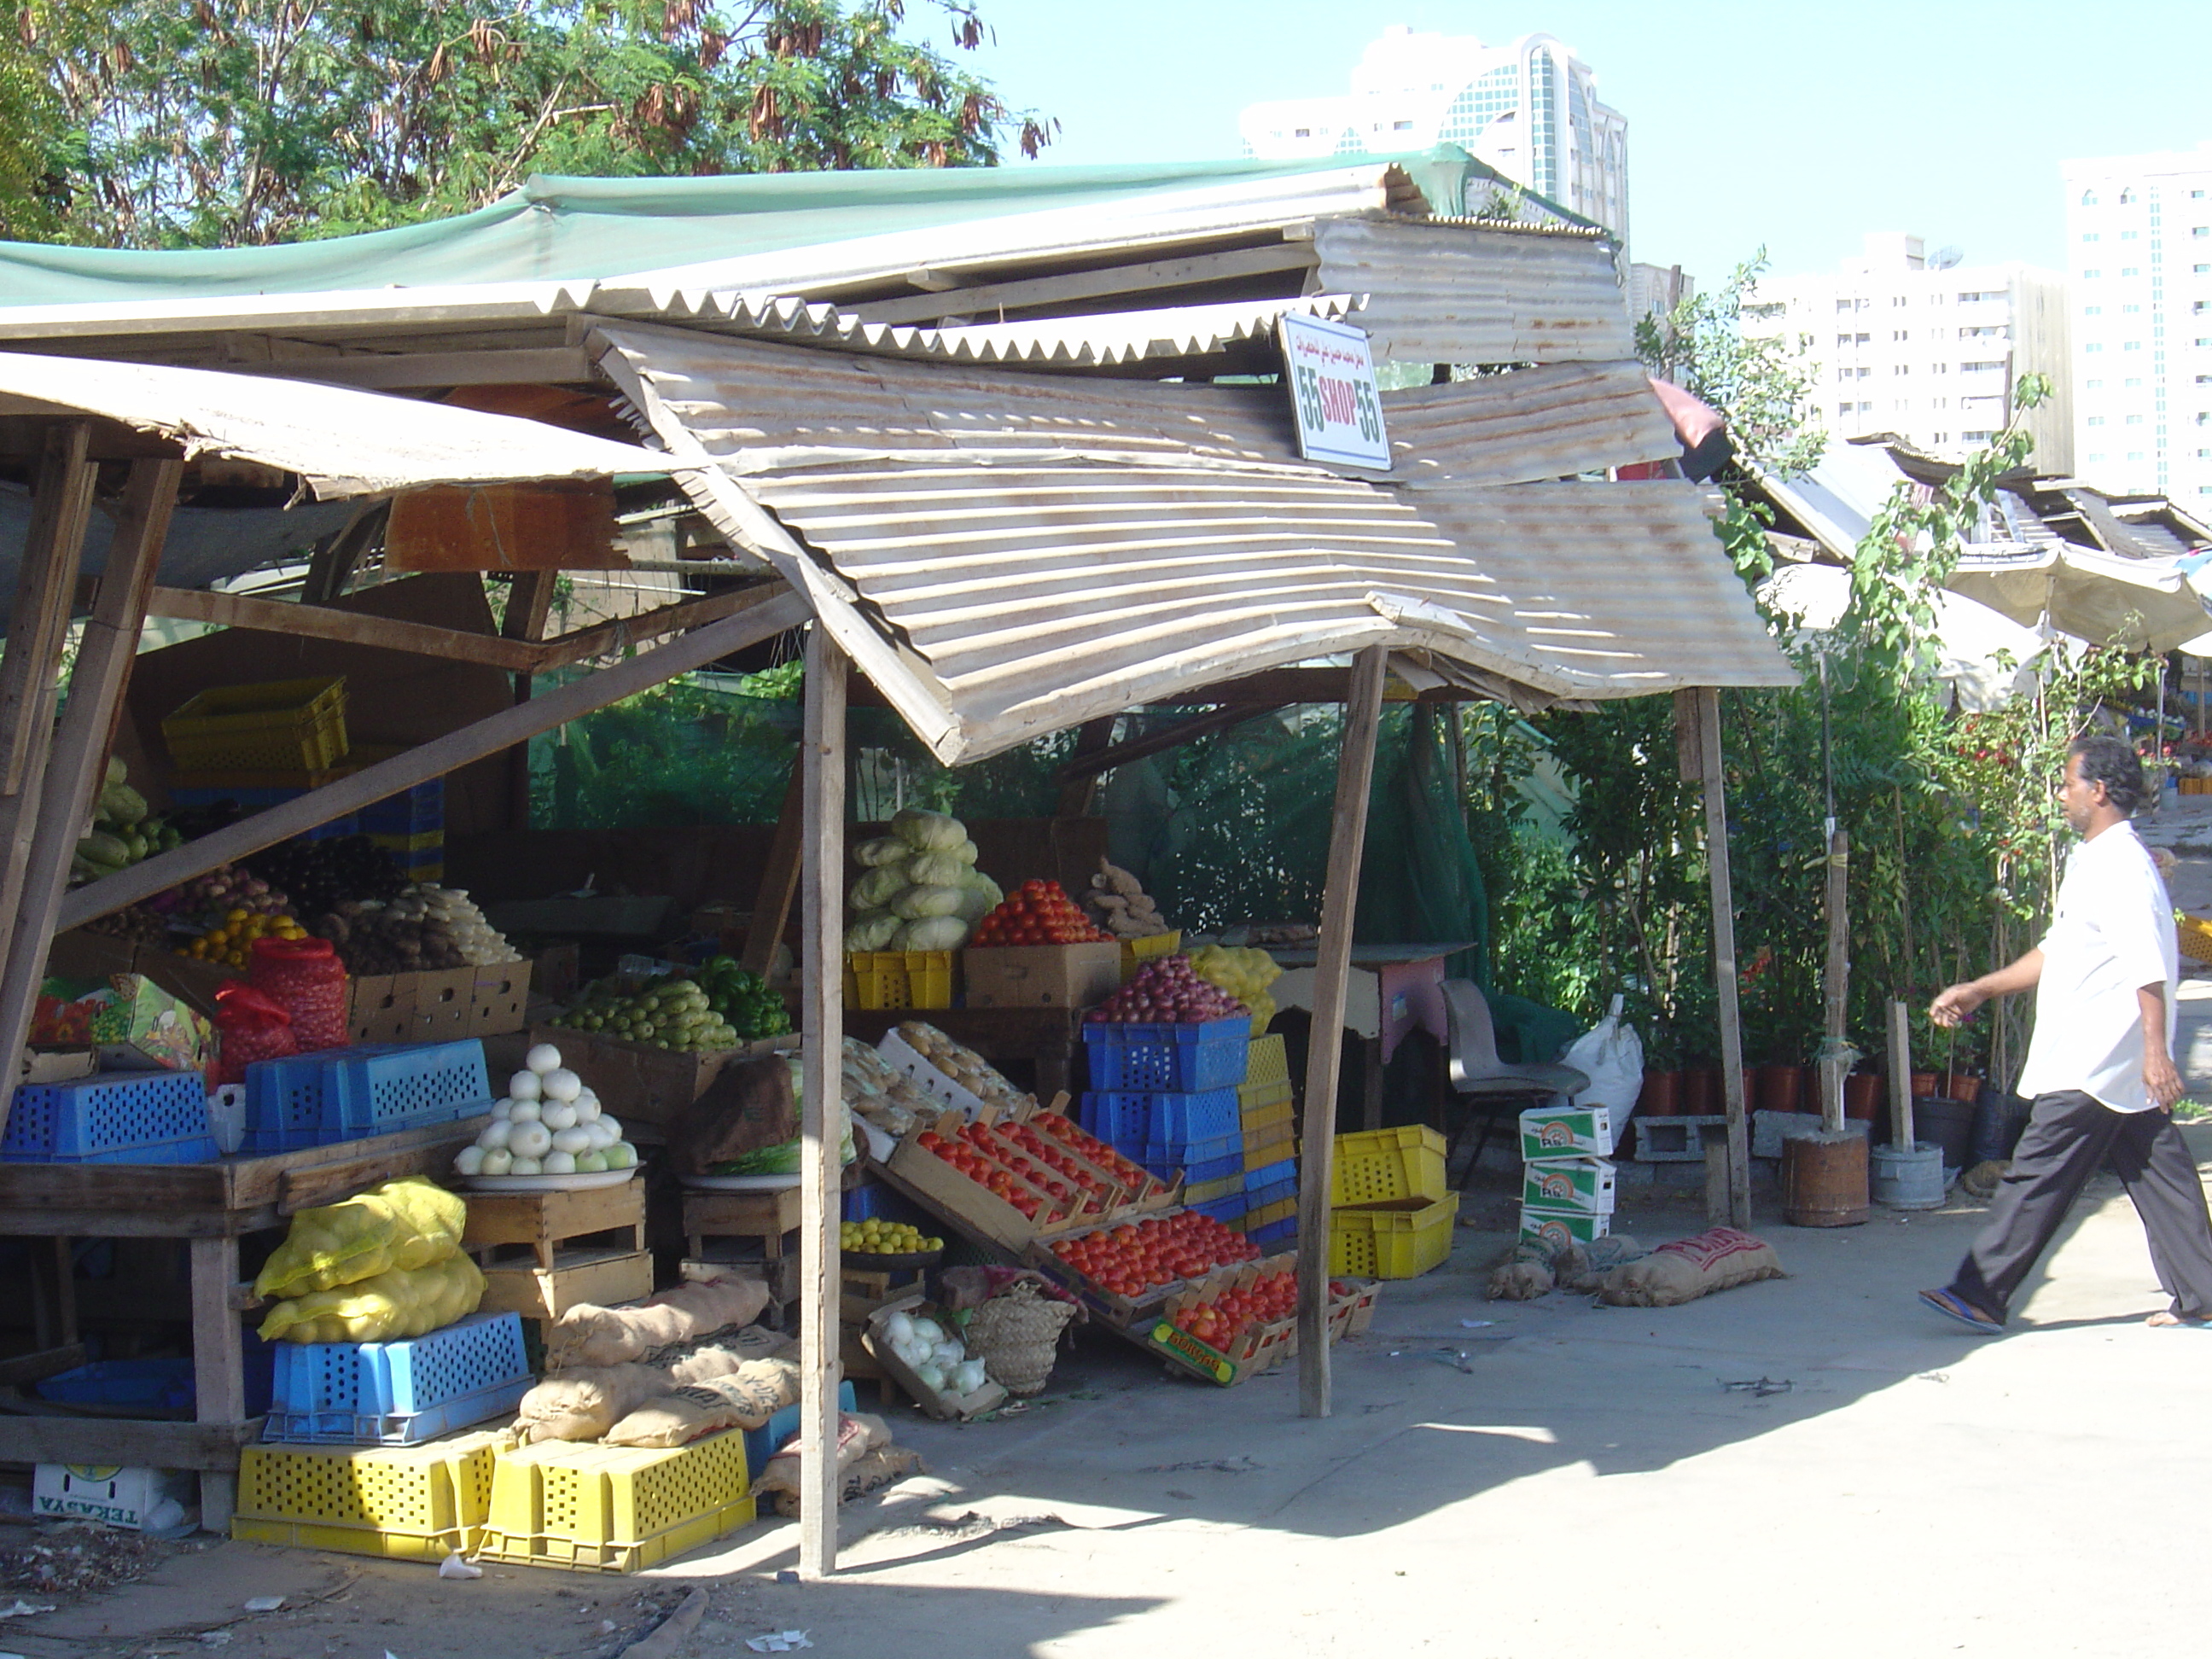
1278 311 1391 470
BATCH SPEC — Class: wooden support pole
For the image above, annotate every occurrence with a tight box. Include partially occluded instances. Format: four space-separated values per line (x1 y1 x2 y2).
189 1234 244 1534
502 569 559 834
58 586 813 929
1819 829 1850 1133
0 458 179 1100
1053 717 1118 817
0 424 98 1061
741 760 807 977
1694 688 1752 1229
1888 999 1916 1150
1296 644 1389 1420
797 627 847 1579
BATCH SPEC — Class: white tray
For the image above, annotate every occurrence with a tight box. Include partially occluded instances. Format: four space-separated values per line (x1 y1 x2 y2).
463 1168 640 1193
679 1172 802 1192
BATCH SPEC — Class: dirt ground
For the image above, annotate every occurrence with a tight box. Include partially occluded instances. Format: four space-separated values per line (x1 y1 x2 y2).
8 1136 2212 1659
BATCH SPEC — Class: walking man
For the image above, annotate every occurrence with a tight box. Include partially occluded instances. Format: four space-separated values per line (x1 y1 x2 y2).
1919 734 2212 1332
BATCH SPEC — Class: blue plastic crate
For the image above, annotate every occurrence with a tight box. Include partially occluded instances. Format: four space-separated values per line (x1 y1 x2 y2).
1244 1156 1296 1192
1145 1149 1242 1186
3 1071 216 1165
744 1381 858 1481
242 1041 490 1151
1082 1017 1252 1093
263 1312 533 1446
357 778 444 836
1189 1193 1248 1225
1142 1129 1237 1166
1079 1091 1149 1152
1249 1216 1299 1249
1245 1177 1296 1212
166 785 358 841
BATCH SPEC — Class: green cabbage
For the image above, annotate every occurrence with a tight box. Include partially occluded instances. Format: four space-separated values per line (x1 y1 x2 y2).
894 915 969 951
952 839 980 866
849 863 910 911
844 910 901 952
891 808 966 853
890 883 966 920
854 836 909 868
907 851 969 887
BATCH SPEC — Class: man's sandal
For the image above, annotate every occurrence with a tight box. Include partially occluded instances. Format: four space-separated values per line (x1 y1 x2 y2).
1919 1287 2004 1334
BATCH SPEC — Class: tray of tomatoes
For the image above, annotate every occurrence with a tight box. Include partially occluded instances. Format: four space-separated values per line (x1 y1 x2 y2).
1036 1208 1261 1324
968 880 1114 946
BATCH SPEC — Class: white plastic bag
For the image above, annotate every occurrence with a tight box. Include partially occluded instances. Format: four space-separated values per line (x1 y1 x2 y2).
1563 995 1643 1152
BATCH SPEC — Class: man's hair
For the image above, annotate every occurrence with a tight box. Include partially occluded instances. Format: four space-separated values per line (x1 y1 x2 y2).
2069 733 2145 814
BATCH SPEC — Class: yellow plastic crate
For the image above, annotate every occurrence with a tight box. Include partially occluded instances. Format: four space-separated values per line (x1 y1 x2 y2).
1117 931 1183 983
230 1431 499 1561
842 949 954 1010
1241 1089 1294 1132
2180 912 2212 964
475 1427 754 1573
1245 1033 1289 1090
1330 1125 1448 1206
161 676 349 773
1248 1196 1297 1229
1329 1192 1459 1279
368 829 445 854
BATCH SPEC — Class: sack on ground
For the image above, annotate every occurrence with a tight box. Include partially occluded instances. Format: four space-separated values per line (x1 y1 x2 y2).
602 1359 804 1448
514 1341 765 1442
1560 1235 1643 1294
1598 1227 1781 1308
1487 1260 1553 1301
769 1445 927 1518
754 1412 890 1499
259 1253 484 1344
253 1177 466 1301
545 1273 771 1371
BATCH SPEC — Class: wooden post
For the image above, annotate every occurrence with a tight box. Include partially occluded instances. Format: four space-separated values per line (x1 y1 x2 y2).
1694 688 1752 1229
1055 716 1117 817
1819 829 1850 1133
797 628 847 1577
189 1235 244 1533
1888 998 1916 1150
503 568 560 833
0 425 98 961
0 458 180 1095
741 760 807 976
1297 644 1389 1420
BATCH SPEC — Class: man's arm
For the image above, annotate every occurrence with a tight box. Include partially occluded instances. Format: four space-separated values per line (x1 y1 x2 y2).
1930 948 2045 1027
2139 983 2186 1112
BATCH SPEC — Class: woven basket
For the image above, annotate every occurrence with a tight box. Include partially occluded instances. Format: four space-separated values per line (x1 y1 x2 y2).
965 1283 1077 1396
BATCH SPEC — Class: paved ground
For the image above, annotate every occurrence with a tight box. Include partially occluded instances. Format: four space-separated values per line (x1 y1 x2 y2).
10 1145 2212 1659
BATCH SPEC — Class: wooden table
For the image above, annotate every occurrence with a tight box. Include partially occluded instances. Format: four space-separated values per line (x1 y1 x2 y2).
0 1118 479 1529
1269 943 1472 1131
841 1005 1086 1102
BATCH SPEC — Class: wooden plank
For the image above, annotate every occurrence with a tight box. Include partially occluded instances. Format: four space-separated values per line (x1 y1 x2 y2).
0 423 95 795
146 585 545 671
741 757 806 977
798 629 847 1578
0 1342 84 1387
854 240 1319 326
1695 688 1752 1229
190 1233 245 1531
57 585 813 928
1053 703 1288 783
1888 999 1915 1150
1820 830 1850 1133
1296 644 1388 1420
1054 717 1117 818
299 502 384 603
502 568 560 833
0 1412 262 1471
0 459 179 1099
227 346 597 391
530 588 765 672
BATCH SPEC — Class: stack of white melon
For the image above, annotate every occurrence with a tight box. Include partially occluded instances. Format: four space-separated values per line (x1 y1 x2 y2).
452 1041 639 1179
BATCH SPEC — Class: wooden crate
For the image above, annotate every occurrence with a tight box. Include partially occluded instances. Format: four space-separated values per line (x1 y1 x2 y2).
476 1248 655 1324
682 1185 801 1328
526 1027 791 1134
463 1178 646 1272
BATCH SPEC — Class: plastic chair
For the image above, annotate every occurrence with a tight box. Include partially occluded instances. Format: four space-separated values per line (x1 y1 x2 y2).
1440 980 1590 1183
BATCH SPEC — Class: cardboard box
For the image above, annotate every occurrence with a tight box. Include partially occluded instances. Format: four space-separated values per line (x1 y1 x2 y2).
524 1025 792 1133
32 974 213 1073
20 1049 96 1086
467 962 533 1038
1517 1103 1612 1161
35 1464 196 1532
1520 1157 1617 1214
962 942 1121 1010
1517 1207 1611 1248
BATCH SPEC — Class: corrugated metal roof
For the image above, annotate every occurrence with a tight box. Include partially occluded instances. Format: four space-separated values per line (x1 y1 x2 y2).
593 322 1676 485
1314 218 1633 366
0 352 672 498
595 322 1790 763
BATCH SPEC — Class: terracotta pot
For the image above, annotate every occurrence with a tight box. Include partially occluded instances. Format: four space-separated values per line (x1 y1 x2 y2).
1639 1069 1683 1117
1944 1070 1982 1105
1843 1073 1883 1121
1910 1071 1938 1100
1681 1067 1720 1115
1756 1064 1806 1113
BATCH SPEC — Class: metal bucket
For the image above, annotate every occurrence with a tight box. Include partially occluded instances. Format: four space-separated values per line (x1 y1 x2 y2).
1871 1140 1946 1210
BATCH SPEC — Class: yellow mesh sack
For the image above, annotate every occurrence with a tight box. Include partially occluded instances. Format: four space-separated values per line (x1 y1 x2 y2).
253 1178 468 1301
259 1254 486 1345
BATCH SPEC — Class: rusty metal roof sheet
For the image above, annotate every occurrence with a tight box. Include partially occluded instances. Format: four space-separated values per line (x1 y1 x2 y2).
593 323 1790 762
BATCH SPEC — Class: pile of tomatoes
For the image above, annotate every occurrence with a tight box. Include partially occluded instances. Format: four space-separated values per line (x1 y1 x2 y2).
1179 1269 1299 1351
1025 1112 1155 1193
1048 1210 1259 1300
969 880 1113 946
917 1125 1051 1220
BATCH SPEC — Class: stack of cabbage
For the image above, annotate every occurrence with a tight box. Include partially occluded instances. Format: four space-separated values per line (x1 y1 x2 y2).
256 1177 485 1344
843 809 1004 953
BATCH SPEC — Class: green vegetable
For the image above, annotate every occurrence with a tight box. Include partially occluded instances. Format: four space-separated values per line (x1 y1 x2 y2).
906 850 967 887
78 830 131 866
97 782 148 825
890 808 965 853
845 910 901 952
710 1137 803 1176
890 883 964 920
849 864 909 911
894 915 969 951
854 836 909 868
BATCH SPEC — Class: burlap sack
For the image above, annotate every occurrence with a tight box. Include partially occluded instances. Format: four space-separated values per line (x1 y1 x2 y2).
768 1446 928 1518
545 1274 771 1371
1560 1235 1644 1295
515 1342 762 1442
602 1359 804 1448
1486 1261 1553 1301
1598 1228 1782 1308
754 1412 889 1498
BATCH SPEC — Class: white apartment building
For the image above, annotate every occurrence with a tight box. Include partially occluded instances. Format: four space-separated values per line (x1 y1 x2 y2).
1237 25 1629 242
2062 144 2212 502
1746 233 2071 472
1627 262 1696 334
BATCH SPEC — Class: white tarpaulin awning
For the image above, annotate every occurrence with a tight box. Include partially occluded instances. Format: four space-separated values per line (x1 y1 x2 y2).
1946 542 2212 655
0 351 678 498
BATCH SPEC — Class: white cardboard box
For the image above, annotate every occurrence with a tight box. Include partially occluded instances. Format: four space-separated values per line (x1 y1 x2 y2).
34 1464 196 1531
1517 1103 1612 1161
1521 1157 1618 1214
1517 1207 1612 1248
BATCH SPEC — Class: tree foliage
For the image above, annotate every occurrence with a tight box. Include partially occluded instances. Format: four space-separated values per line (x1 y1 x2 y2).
2 0 1052 247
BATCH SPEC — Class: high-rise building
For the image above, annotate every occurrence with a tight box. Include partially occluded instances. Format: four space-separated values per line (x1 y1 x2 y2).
1237 26 1628 242
1627 263 1696 336
2061 144 2212 501
1745 232 2071 472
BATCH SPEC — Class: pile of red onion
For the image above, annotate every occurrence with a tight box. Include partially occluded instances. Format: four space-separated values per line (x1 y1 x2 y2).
1086 955 1248 1024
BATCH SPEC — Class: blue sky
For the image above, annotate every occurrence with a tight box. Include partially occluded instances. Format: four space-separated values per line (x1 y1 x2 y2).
963 0 2212 288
